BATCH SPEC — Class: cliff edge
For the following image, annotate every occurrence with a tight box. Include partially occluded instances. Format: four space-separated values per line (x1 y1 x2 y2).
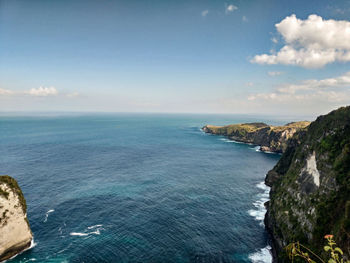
0 175 33 262
202 121 310 153
265 106 350 261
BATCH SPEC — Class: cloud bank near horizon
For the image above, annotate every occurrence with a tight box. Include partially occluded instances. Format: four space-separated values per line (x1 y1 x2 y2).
0 86 79 98
248 71 350 107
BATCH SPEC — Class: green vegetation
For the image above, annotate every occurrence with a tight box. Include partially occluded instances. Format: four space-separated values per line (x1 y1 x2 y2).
272 121 311 132
206 121 310 136
0 188 9 199
0 209 9 226
267 106 350 261
287 235 349 263
205 122 269 136
0 175 27 213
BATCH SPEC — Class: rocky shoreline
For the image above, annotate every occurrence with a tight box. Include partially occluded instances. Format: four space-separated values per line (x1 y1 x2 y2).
202 121 310 153
203 109 350 261
263 106 350 262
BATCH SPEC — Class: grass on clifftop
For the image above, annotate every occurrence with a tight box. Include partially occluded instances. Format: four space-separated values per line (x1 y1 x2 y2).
206 121 310 135
206 122 268 135
271 121 310 132
0 175 27 213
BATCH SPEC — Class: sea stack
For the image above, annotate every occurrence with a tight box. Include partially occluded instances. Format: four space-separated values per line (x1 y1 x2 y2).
0 175 33 262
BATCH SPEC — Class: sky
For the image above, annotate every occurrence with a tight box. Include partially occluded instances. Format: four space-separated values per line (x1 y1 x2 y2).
1 0 350 117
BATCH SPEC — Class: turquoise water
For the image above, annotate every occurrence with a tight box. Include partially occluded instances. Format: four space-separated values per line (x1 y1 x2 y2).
0 114 281 263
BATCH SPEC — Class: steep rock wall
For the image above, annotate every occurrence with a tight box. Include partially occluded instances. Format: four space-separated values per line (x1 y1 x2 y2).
265 106 350 261
0 175 33 262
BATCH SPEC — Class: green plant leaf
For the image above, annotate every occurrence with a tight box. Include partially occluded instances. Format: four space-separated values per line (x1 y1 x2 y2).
334 247 343 255
329 259 336 263
324 246 331 252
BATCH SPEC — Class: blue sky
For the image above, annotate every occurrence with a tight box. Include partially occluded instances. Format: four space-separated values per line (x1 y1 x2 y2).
1 0 350 116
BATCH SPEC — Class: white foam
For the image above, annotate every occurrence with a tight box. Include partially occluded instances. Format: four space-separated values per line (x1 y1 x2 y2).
70 225 103 237
6 238 37 262
219 138 246 144
219 138 235 143
248 182 270 226
29 239 37 249
87 224 103 229
249 245 272 263
70 232 89 237
262 150 277 154
44 209 55 223
247 183 272 262
256 181 268 191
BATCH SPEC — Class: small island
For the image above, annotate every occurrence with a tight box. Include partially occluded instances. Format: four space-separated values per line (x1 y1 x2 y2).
202 121 310 153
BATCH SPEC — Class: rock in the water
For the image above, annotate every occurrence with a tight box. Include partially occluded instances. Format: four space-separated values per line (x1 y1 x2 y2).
0 175 33 262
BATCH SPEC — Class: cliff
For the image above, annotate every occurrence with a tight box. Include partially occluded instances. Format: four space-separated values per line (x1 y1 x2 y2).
0 175 33 262
202 121 310 153
265 106 350 261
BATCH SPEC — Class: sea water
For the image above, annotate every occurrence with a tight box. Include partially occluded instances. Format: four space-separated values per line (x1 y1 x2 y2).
0 113 283 263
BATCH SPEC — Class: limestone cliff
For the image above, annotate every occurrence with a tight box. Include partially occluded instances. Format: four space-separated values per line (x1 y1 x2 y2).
0 175 33 262
202 121 310 153
265 106 350 261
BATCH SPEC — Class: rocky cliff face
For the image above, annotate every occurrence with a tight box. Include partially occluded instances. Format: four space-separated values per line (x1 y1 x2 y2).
0 175 33 262
202 121 310 153
265 106 350 261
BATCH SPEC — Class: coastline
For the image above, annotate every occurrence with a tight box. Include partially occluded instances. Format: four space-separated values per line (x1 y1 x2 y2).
202 127 279 262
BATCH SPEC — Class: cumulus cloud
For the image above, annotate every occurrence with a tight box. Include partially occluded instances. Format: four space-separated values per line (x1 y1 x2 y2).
28 86 58 97
248 71 350 104
226 4 238 13
251 14 350 68
268 71 283 76
201 10 209 17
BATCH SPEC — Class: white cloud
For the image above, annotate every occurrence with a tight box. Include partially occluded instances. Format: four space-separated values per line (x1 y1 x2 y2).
251 14 350 68
271 37 278 44
268 71 283 76
67 92 79 98
226 4 238 14
248 71 350 104
0 86 81 98
246 82 254 87
242 16 248 22
201 10 209 17
0 88 14 95
28 86 58 97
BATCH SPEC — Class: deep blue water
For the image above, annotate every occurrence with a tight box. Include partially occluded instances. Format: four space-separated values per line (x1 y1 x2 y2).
0 114 282 263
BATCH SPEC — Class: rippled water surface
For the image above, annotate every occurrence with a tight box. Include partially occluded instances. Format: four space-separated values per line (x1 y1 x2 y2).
0 114 281 263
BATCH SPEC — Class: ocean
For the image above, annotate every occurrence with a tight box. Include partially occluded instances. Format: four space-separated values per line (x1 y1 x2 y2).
0 113 283 263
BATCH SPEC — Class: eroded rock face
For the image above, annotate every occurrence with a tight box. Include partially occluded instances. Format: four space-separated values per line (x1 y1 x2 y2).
202 122 310 153
0 175 33 262
265 106 350 262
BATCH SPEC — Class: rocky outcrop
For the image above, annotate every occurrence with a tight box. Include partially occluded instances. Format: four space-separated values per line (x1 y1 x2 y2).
0 175 33 262
202 121 310 153
265 106 350 261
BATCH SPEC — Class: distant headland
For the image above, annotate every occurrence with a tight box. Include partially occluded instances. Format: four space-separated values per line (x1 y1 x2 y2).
202 121 310 153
